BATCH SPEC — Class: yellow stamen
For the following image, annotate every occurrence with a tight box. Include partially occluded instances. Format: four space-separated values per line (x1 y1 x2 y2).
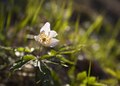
39 31 51 46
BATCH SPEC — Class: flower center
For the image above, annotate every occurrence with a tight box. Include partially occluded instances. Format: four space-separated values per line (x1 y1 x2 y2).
42 37 46 42
39 31 51 45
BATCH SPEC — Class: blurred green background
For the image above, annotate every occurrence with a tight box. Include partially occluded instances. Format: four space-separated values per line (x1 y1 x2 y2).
0 0 120 86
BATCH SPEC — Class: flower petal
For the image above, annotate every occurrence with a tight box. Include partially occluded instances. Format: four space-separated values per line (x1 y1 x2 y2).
34 35 42 43
49 30 58 37
34 35 39 41
49 38 59 47
40 22 50 35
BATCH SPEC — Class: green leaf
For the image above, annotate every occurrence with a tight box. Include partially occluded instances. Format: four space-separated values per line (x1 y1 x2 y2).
87 76 96 84
59 50 76 54
16 47 34 53
40 55 53 60
10 59 29 71
86 16 103 36
24 48 32 53
22 54 36 61
56 55 74 65
92 82 107 86
48 50 57 56
40 50 57 60
83 76 97 85
105 68 117 77
10 54 35 71
77 71 87 81
59 45 82 55
35 62 55 86
59 46 73 51
16 47 24 52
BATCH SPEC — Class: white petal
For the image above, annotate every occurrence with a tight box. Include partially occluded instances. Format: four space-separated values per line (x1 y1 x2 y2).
34 35 41 42
49 30 58 37
40 22 50 35
34 36 38 41
49 38 59 47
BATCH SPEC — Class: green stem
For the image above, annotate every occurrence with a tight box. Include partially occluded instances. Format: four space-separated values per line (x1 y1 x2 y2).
0 45 14 51
87 60 92 85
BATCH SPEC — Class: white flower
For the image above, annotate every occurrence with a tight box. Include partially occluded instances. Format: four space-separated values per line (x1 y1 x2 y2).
34 22 59 47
